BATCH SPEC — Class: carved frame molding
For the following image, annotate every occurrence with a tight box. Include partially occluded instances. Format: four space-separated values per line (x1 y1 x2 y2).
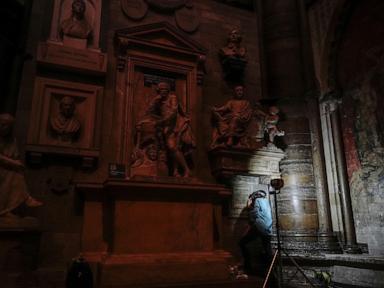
113 22 206 174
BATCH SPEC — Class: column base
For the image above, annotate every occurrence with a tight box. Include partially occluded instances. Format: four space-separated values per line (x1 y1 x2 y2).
343 244 362 254
272 231 342 254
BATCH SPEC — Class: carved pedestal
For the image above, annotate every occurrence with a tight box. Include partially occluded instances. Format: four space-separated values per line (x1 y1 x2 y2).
209 147 285 181
0 219 41 288
37 42 107 75
77 179 232 287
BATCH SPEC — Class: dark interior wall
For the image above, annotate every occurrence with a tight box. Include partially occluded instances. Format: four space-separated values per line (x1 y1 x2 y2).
309 0 384 255
12 0 262 270
336 0 384 255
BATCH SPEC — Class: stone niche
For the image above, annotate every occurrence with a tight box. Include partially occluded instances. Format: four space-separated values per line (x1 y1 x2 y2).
26 77 103 168
77 22 233 287
37 0 106 74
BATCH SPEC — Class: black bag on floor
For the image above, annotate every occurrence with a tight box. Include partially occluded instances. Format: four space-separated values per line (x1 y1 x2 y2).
65 256 93 288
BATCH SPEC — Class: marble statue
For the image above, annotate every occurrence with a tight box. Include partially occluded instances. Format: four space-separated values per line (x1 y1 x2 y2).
264 106 284 146
0 114 42 218
50 96 81 142
131 82 195 177
60 0 92 41
211 85 253 148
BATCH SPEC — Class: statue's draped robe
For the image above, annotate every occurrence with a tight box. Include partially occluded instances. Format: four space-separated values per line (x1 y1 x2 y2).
213 99 252 141
0 138 29 216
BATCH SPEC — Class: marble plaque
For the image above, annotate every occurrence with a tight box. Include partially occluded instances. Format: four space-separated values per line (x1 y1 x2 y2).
37 42 107 74
121 0 148 20
175 6 200 33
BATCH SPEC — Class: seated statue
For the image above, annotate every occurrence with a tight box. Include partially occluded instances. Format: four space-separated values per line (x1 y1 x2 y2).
50 96 81 142
60 0 92 41
211 85 253 148
131 82 195 178
0 114 42 218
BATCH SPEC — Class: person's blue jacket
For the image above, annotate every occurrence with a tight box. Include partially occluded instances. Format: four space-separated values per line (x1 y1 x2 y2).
248 197 272 236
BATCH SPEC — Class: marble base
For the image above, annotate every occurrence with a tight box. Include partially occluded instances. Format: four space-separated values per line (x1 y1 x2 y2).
98 251 232 287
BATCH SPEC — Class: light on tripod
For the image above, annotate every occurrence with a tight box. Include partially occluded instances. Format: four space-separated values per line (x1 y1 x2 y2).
270 178 284 190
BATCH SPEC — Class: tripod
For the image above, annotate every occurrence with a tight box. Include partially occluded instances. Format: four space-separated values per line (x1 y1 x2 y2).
262 179 317 288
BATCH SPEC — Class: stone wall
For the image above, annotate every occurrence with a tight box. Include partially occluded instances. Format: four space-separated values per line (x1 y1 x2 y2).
12 0 262 276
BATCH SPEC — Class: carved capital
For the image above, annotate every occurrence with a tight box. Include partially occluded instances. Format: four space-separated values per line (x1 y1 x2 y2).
320 90 342 113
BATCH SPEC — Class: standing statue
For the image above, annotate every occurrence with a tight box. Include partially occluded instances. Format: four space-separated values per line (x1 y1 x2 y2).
50 96 81 142
211 85 253 148
60 0 92 41
0 114 42 218
264 106 284 146
131 82 195 177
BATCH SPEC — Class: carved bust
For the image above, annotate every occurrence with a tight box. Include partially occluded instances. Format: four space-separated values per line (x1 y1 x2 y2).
211 85 253 148
219 29 246 60
50 96 81 142
219 29 247 81
60 0 92 41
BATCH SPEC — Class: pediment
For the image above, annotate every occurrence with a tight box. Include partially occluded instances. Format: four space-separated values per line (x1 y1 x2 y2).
115 22 206 55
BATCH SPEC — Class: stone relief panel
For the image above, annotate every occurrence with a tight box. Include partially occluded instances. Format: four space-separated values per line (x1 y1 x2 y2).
131 81 195 178
26 78 102 163
114 22 206 180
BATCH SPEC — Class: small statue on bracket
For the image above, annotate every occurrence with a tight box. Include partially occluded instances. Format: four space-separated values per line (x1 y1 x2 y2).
264 106 285 147
0 114 42 219
219 29 247 81
210 85 253 149
131 82 195 178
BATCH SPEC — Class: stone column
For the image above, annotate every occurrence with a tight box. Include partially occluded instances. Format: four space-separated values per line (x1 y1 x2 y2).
326 98 361 253
297 0 340 251
261 0 337 252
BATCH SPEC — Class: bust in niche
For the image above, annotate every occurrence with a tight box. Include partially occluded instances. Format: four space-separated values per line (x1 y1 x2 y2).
219 29 247 81
50 96 81 143
219 29 246 60
60 0 92 48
